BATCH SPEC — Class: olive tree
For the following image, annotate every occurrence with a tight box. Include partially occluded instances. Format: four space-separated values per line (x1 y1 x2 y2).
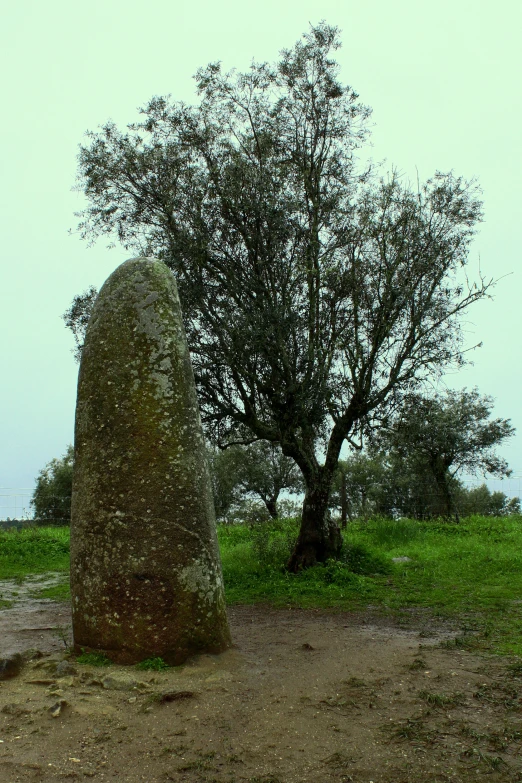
31 446 74 525
372 389 515 520
71 23 492 569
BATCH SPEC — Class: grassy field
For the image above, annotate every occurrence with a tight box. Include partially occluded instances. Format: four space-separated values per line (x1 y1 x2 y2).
1 516 522 656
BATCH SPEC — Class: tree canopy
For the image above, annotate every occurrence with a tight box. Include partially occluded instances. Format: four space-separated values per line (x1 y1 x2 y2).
369 388 515 519
209 441 302 521
72 23 494 568
31 446 74 526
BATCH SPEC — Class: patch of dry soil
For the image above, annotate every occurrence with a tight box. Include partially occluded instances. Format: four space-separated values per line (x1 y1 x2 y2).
1 595 522 782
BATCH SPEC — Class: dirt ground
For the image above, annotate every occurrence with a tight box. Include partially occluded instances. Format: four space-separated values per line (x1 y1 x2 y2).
1 576 521 783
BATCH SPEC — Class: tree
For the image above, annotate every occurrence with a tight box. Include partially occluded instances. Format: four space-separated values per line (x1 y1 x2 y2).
72 23 493 569
31 446 74 525
208 441 302 520
330 453 387 524
456 484 520 517
373 389 515 520
62 286 98 362
207 445 244 521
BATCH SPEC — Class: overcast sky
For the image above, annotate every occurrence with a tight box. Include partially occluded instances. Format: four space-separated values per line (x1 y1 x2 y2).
2 0 521 512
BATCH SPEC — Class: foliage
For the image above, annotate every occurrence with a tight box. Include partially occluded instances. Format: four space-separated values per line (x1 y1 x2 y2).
0 526 70 579
31 445 74 526
330 453 387 522
76 649 112 666
456 484 520 517
62 286 98 362
371 389 515 519
341 542 392 575
218 514 522 655
136 657 169 671
71 22 492 569
207 445 244 519
209 441 302 520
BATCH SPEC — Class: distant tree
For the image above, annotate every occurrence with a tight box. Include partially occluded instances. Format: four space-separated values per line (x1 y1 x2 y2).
71 23 493 569
209 441 302 520
373 389 515 520
330 453 387 524
207 445 244 520
457 484 520 516
31 446 74 525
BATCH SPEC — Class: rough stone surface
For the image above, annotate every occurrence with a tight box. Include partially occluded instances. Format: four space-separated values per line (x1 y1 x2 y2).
70 257 231 664
0 653 23 680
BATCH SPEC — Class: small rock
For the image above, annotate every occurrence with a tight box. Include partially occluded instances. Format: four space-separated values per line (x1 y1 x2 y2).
127 696 137 704
26 679 57 686
0 654 23 680
48 699 68 718
302 643 315 651
101 674 147 691
159 690 196 703
392 556 411 563
56 661 77 677
56 676 76 688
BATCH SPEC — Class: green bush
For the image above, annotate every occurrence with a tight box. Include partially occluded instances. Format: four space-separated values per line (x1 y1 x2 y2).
365 517 424 549
0 527 70 578
31 446 73 526
342 542 392 575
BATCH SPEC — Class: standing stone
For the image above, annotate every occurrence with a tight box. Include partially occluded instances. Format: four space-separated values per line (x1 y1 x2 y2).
70 257 231 665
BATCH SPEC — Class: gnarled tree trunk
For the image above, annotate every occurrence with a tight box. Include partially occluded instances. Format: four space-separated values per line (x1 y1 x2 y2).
287 474 342 571
264 496 279 519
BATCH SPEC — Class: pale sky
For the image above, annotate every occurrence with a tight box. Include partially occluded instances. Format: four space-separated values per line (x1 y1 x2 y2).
2 0 521 510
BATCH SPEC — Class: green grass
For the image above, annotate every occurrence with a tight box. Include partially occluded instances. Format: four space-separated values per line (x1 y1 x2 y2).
136 657 169 671
32 580 71 601
2 516 522 656
0 526 70 578
76 650 112 666
218 515 522 656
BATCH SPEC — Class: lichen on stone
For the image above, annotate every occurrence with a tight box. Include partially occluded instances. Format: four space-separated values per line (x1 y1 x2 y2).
70 257 231 665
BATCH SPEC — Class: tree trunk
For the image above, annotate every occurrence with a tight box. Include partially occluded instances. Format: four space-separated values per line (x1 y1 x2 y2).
433 469 459 523
287 477 342 572
265 497 278 519
340 472 348 530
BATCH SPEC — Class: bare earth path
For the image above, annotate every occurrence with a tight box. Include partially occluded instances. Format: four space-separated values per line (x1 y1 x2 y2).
1 584 521 782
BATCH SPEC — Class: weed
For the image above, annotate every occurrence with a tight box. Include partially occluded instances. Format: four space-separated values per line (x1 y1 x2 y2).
418 690 466 708
0 527 69 579
409 658 427 670
342 543 391 575
53 625 71 650
365 517 424 548
226 754 244 764
440 635 481 651
323 751 355 768
342 676 367 688
473 682 520 709
177 753 214 772
250 525 295 570
249 777 281 783
32 581 70 602
135 657 169 671
389 717 437 744
76 650 112 667
460 747 508 770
